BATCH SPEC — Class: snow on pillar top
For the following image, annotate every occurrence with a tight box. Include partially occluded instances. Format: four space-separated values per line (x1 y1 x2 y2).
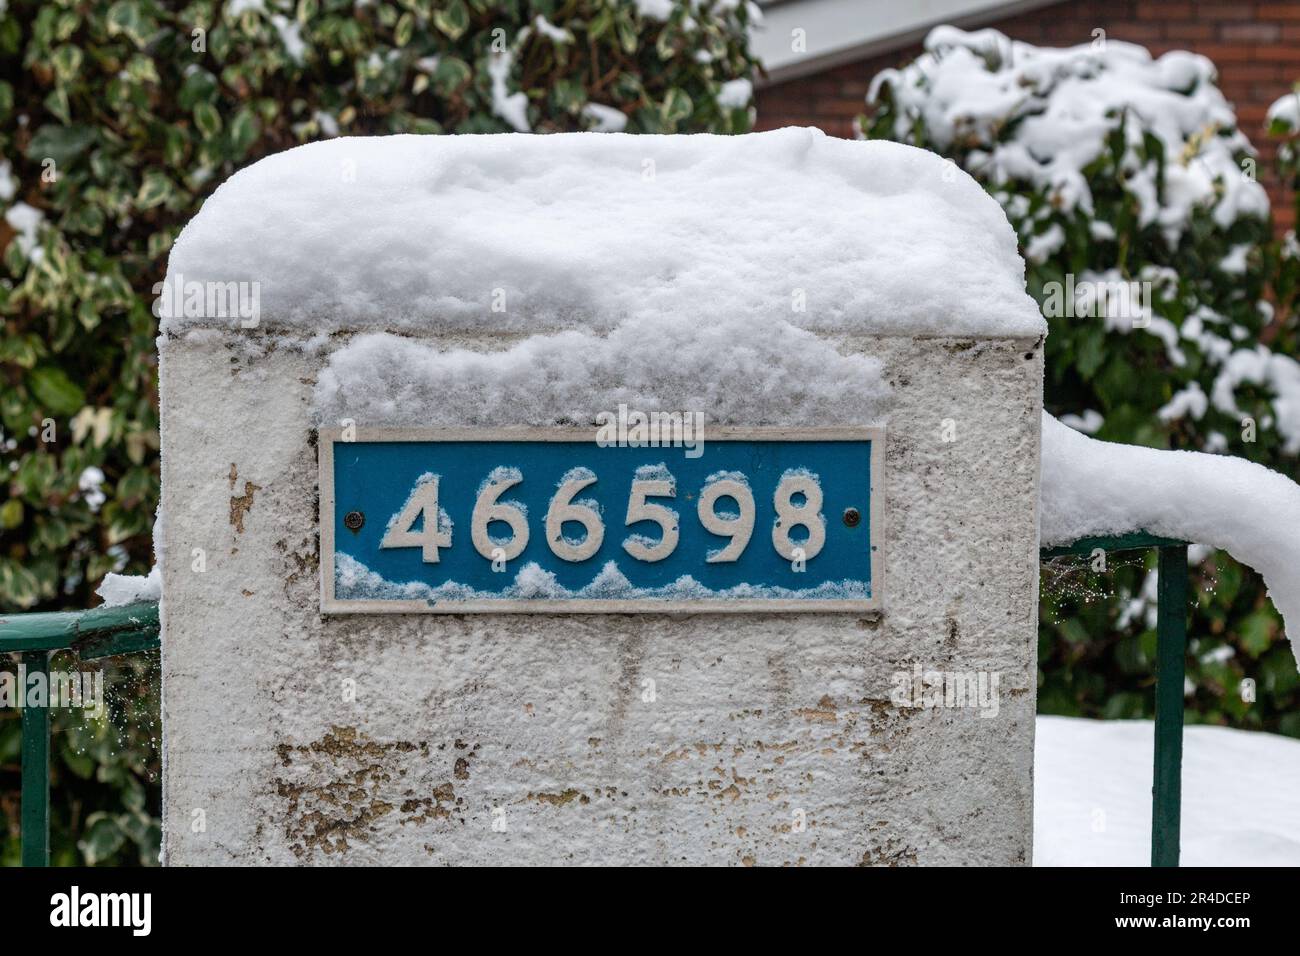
162 128 1046 338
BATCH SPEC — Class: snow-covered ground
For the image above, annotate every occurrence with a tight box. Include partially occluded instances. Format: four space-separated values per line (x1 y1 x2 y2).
1035 715 1300 866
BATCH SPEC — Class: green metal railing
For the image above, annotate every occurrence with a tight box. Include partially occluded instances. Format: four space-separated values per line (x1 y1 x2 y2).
3 535 1189 867
0 601 160 867
1041 532 1189 868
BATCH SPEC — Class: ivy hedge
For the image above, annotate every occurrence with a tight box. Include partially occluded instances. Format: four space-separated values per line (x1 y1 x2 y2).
0 0 758 865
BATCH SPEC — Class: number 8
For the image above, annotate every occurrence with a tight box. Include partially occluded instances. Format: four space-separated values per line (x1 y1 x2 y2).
772 472 825 561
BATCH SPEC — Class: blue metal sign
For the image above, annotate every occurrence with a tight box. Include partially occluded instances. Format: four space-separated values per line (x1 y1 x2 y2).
319 428 882 613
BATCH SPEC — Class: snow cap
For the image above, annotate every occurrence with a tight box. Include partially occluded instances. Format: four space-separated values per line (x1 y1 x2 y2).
164 128 1045 338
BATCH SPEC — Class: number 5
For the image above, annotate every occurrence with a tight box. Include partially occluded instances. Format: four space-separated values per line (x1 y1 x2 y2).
623 474 678 562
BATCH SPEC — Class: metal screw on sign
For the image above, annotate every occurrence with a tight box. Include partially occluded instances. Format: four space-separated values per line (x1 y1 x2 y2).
344 511 365 532
842 507 861 527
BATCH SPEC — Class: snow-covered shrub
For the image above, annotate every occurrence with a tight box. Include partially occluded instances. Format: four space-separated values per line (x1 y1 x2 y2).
1268 86 1300 355
1269 86 1300 198
863 27 1300 734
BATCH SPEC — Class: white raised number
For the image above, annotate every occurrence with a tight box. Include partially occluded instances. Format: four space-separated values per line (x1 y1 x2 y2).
772 471 825 561
381 473 452 563
472 467 529 562
546 468 604 561
697 474 754 562
623 470 679 562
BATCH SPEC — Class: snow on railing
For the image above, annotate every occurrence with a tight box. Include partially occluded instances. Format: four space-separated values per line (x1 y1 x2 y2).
1041 412 1300 673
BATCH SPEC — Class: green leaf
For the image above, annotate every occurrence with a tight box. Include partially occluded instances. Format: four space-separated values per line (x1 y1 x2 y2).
432 0 469 40
51 45 83 83
178 69 219 110
550 77 586 114
29 366 86 416
116 466 154 505
54 11 81 42
79 814 127 866
147 229 175 260
588 8 612 42
229 107 261 159
0 498 22 529
1238 607 1278 658
433 57 471 95
135 171 173 210
105 0 153 48
76 298 100 330
0 559 41 608
1074 325 1106 380
0 334 43 368
1056 616 1089 646
395 12 415 47
616 15 638 55
25 123 95 166
61 744 95 780
660 88 692 128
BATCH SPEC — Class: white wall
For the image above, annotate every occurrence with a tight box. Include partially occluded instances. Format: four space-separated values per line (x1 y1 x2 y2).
160 328 1043 865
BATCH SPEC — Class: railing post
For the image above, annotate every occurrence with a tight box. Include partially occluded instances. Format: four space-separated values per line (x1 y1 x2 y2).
1152 544 1188 867
20 649 51 867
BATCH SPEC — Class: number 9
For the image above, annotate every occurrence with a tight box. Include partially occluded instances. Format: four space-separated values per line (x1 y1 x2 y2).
697 476 754 562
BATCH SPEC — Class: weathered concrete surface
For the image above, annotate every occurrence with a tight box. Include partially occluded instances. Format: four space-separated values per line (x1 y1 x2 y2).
160 331 1043 865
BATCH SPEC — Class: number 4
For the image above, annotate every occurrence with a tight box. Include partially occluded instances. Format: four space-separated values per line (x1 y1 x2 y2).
381 473 453 562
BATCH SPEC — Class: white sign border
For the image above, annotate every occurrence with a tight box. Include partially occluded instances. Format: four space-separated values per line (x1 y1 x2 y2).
319 426 884 615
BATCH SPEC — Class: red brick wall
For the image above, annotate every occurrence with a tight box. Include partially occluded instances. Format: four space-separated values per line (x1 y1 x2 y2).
754 0 1300 232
